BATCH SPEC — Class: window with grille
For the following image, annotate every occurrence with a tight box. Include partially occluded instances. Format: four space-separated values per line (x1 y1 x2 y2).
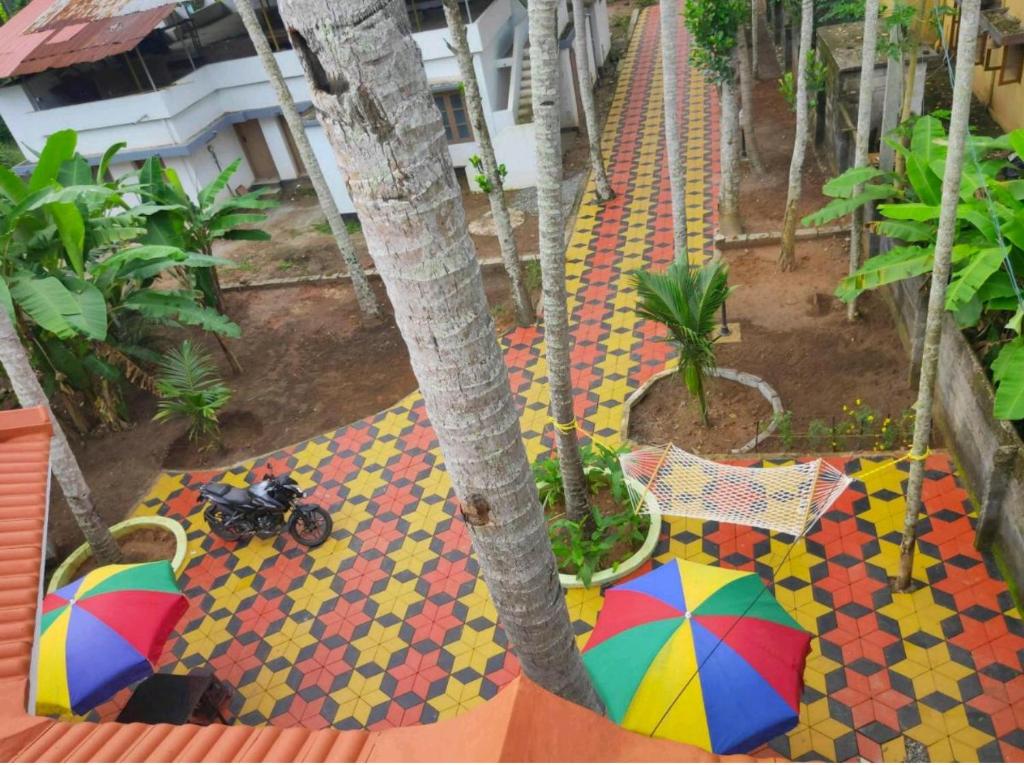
433 89 474 143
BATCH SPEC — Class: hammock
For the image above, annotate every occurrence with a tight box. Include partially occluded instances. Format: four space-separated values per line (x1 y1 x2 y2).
620 444 852 538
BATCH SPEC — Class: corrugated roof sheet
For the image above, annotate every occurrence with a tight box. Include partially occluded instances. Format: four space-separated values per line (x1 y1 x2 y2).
0 0 175 78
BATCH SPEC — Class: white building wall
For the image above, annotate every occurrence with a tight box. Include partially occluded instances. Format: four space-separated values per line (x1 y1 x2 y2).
0 0 609 202
304 123 357 213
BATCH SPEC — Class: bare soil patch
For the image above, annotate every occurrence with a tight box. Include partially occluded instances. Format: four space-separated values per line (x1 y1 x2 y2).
740 78 832 234
50 267 530 557
716 235 922 450
629 374 773 453
74 527 177 580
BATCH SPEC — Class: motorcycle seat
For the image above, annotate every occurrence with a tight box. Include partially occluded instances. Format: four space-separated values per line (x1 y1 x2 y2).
202 483 252 505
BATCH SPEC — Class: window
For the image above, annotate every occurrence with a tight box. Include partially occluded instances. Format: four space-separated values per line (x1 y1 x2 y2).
1000 44 1024 84
434 90 473 144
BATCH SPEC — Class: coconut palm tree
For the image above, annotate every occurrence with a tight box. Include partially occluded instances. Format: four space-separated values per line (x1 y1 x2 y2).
233 0 380 321
719 57 743 236
0 305 121 563
896 0 982 592
737 24 764 173
632 259 733 425
846 0 881 321
571 0 614 201
277 0 601 710
530 0 591 523
777 0 813 271
441 0 535 326
660 0 687 258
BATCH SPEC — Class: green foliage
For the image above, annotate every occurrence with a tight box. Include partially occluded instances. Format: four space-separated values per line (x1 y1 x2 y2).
807 114 1024 420
631 259 733 424
524 260 542 294
683 0 747 84
778 51 827 110
154 340 231 449
878 1 918 59
468 154 507 194
772 410 794 451
0 130 241 428
537 443 649 587
818 0 865 24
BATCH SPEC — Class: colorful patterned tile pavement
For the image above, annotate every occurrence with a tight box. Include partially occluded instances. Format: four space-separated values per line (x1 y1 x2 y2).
107 7 1023 761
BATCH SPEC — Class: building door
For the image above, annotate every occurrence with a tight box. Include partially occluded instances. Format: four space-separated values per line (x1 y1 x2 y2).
278 115 306 176
233 119 277 182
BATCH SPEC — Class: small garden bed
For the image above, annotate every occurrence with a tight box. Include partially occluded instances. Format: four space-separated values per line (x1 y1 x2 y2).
535 444 656 588
626 370 777 453
48 516 188 592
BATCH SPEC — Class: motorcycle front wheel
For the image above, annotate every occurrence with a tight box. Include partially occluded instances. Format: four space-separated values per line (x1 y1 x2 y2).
289 505 332 547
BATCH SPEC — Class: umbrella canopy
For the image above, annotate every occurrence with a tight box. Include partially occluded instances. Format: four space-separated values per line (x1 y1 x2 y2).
36 561 187 716
582 558 812 755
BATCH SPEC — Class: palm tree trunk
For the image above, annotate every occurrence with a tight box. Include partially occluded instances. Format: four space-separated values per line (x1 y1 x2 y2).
531 0 591 523
441 0 535 326
895 0 981 592
234 0 381 321
778 0 813 271
738 25 765 173
718 54 743 237
847 0 881 321
751 0 760 80
0 308 121 564
571 0 614 201
278 0 601 710
660 0 687 259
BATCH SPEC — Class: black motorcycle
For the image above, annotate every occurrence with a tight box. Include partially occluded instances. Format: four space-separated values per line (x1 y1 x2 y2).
199 473 333 547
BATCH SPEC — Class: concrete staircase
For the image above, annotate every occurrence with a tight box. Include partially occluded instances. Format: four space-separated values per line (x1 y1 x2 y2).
517 47 533 123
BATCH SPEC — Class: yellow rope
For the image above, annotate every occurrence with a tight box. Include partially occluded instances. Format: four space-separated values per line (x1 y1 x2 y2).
853 448 933 481
546 416 619 453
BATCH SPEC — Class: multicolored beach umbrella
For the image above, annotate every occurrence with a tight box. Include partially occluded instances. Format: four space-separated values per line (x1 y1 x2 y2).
36 561 187 716
582 558 812 755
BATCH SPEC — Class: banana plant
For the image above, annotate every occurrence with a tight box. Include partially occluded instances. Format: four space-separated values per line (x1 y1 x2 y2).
805 115 1024 420
0 130 241 428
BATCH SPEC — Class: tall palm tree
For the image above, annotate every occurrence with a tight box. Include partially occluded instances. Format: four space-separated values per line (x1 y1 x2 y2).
441 0 535 326
530 0 591 522
0 306 121 563
719 56 743 236
846 0 881 321
737 24 764 173
571 0 614 201
777 0 813 271
896 0 982 592
234 0 381 321
660 0 687 259
278 0 601 710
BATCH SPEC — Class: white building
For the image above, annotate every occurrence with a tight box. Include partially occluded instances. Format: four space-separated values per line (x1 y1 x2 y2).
0 0 611 212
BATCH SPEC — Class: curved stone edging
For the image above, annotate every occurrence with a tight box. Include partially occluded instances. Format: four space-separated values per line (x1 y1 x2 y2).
620 365 784 455
47 516 189 593
558 508 663 589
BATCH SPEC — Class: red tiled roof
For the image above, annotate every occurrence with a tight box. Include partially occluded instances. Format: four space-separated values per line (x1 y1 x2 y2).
0 0 175 78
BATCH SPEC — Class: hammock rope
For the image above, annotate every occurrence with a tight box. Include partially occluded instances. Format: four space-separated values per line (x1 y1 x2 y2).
620 444 853 538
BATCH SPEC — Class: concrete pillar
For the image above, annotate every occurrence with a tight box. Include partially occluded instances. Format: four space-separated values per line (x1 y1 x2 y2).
878 56 904 172
258 115 299 181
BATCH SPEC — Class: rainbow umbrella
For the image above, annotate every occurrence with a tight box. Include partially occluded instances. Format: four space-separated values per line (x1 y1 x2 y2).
582 558 811 755
36 561 187 716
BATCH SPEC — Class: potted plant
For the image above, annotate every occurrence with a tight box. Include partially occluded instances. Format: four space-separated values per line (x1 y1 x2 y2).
535 443 661 588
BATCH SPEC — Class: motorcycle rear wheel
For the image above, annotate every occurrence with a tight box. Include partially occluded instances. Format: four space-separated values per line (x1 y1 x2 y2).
289 506 332 547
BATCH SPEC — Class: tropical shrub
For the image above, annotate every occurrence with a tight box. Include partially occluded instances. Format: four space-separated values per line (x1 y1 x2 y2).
804 115 1024 421
0 130 240 428
154 340 231 449
631 259 733 424
537 443 649 587
683 0 747 84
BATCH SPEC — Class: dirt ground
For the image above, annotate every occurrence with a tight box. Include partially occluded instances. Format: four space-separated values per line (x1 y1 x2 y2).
629 374 774 453
51 268 528 556
74 527 177 579
740 79 833 235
